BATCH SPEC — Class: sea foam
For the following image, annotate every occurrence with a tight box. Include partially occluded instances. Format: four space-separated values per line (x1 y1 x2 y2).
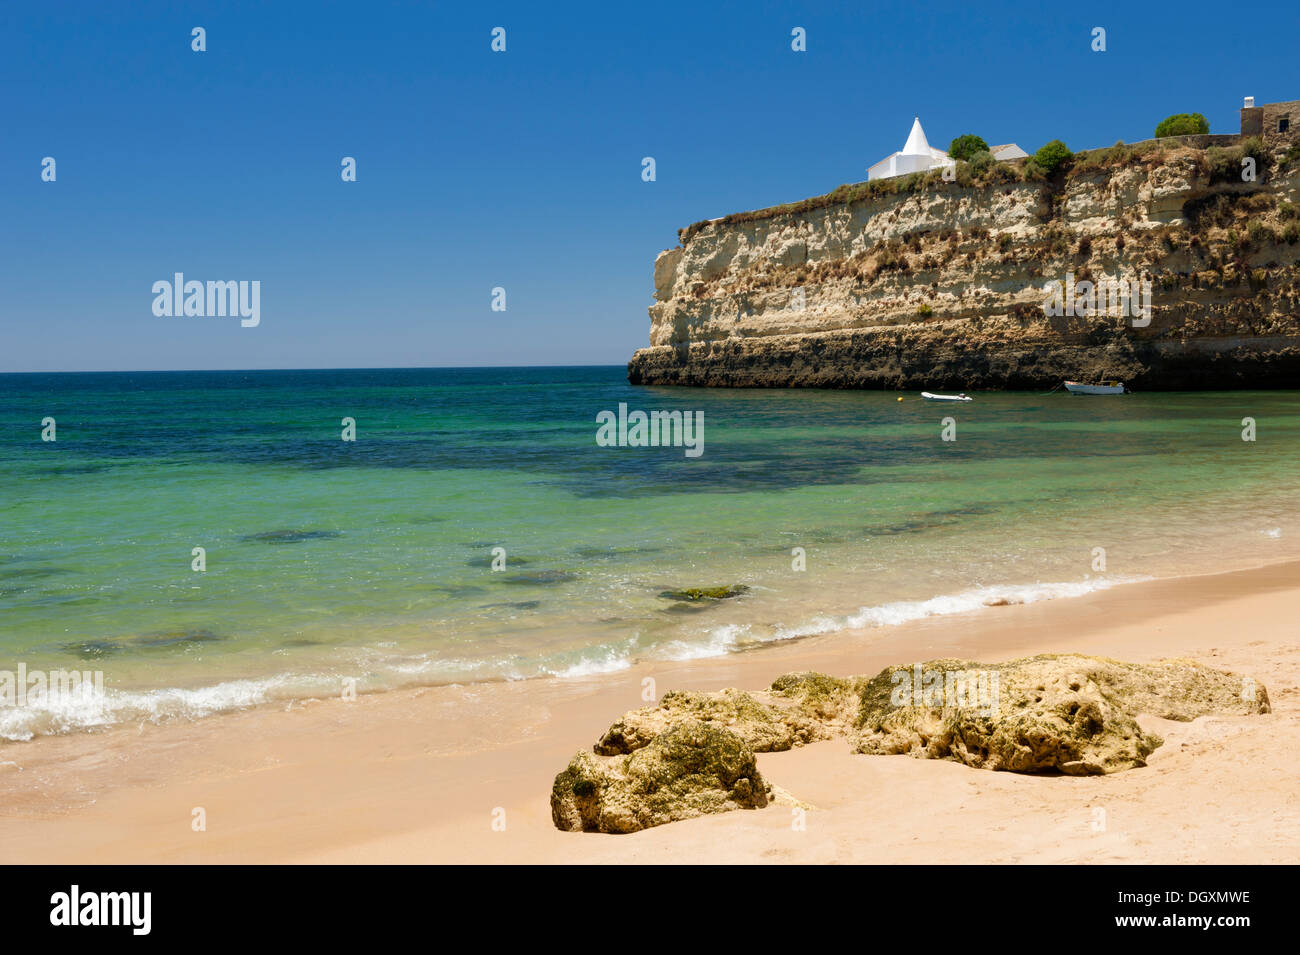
0 575 1147 740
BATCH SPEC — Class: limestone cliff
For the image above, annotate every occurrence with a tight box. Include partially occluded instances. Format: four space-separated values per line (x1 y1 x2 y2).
628 140 1300 389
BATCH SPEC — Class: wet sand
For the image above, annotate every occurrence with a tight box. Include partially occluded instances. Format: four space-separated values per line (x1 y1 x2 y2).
1 560 1297 864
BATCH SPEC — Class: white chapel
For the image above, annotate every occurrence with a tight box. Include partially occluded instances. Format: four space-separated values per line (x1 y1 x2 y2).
867 117 956 181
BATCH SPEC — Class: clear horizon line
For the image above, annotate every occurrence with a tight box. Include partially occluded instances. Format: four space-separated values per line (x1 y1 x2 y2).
0 361 630 376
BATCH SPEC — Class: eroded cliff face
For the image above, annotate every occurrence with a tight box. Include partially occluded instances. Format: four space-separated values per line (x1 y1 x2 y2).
628 146 1300 389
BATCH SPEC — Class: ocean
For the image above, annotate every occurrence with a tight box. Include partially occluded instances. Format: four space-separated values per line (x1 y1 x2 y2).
1 366 1295 739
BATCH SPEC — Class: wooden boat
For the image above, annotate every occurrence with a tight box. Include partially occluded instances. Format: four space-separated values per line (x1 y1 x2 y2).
1064 380 1125 395
921 392 972 402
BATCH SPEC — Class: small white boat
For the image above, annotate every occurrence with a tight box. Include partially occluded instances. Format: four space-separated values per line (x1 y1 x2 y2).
1064 380 1125 395
921 392 972 402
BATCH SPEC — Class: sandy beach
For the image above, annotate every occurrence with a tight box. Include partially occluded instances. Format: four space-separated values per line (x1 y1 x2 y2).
0 558 1296 865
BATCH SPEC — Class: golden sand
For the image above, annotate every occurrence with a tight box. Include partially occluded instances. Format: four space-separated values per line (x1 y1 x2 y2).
1 560 1296 864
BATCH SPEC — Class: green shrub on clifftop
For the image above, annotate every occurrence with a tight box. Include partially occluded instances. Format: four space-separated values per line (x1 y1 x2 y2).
948 134 990 162
1032 140 1074 176
1155 113 1209 137
968 150 995 174
1204 136 1271 184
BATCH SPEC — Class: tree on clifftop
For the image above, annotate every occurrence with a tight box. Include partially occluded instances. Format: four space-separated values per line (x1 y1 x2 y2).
1031 140 1073 176
948 134 990 162
1155 113 1209 137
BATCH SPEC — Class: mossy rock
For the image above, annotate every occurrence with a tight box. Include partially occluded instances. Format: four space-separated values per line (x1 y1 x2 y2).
658 585 749 601
595 687 826 756
552 655 1271 832
770 671 866 725
852 653 1270 775
551 721 771 833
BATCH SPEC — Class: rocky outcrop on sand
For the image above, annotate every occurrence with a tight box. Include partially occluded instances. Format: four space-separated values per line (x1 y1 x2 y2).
551 654 1270 831
595 684 838 756
852 654 1269 775
550 721 771 833
628 142 1300 389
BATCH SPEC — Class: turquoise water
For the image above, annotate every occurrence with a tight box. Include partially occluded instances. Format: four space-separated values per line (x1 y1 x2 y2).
1 367 1296 738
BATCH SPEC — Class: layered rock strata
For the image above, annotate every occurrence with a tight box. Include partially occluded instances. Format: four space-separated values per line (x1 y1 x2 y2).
628 143 1300 389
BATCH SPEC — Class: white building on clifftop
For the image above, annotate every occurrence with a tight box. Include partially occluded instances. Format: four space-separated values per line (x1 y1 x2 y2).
868 117 956 181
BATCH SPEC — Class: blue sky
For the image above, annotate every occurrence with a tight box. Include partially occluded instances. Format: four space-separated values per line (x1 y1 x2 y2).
2 0 1296 372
